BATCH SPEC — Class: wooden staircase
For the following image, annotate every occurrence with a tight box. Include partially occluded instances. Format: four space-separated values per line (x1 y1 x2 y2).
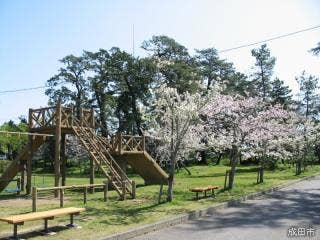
72 119 134 199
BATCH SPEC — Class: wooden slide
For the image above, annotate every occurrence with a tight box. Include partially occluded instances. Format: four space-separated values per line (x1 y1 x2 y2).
0 136 45 192
114 151 169 185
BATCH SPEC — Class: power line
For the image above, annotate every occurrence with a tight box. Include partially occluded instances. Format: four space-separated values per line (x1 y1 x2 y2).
218 25 320 53
0 80 66 95
0 86 47 94
1 25 319 95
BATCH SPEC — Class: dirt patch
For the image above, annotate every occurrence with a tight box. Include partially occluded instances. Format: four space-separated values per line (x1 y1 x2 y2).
0 197 68 208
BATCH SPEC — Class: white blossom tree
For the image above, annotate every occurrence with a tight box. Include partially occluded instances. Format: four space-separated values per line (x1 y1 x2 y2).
149 85 213 201
202 95 298 188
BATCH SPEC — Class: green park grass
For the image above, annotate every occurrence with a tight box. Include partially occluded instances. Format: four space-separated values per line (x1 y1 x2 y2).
0 162 319 240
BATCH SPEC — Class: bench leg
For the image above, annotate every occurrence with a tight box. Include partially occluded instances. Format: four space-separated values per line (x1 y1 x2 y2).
13 224 17 239
196 192 199 200
212 189 215 198
44 219 49 232
8 224 21 240
9 224 18 240
204 190 207 198
66 214 81 229
40 219 56 236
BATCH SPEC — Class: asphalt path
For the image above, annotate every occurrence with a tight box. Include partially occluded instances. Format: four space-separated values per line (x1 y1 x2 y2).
133 177 320 240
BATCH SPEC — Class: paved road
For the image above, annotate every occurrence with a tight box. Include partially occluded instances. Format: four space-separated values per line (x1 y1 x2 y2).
134 177 320 240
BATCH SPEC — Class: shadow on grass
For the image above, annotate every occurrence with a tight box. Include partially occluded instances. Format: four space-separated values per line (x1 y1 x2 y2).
186 167 259 179
85 201 172 225
0 225 71 240
0 194 29 201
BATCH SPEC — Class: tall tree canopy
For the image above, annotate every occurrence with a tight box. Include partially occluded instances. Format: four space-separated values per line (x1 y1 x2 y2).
270 78 292 107
251 44 276 100
46 55 90 115
83 49 114 136
142 35 200 93
110 48 156 135
296 71 319 119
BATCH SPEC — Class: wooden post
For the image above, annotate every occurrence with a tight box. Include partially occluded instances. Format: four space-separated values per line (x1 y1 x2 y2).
142 136 145 152
61 134 66 186
26 148 32 195
26 109 33 195
90 158 95 194
84 187 87 204
29 108 33 129
132 180 136 199
103 181 108 202
118 133 122 154
26 139 33 195
122 180 126 200
60 189 64 207
17 177 21 195
90 108 95 128
70 106 74 126
54 101 62 197
20 163 25 192
80 108 83 126
32 186 37 212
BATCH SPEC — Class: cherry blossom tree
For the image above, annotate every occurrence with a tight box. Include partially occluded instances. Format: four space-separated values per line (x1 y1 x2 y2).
149 85 213 201
202 95 298 188
248 105 297 182
289 117 317 174
202 95 264 189
150 84 316 196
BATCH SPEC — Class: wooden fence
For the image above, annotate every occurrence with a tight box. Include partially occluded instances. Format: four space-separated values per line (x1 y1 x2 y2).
32 182 109 212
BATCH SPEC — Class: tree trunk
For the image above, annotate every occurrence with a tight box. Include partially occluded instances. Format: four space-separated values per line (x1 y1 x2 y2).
296 159 302 175
99 104 109 137
216 153 222 165
198 151 207 165
228 145 238 190
179 161 191 175
7 144 13 160
167 117 175 202
167 154 175 201
167 173 174 202
124 78 143 135
239 153 243 165
131 97 143 135
259 167 264 183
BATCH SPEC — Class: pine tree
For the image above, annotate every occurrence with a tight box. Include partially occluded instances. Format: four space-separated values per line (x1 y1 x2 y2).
296 71 319 119
270 78 292 107
251 44 276 100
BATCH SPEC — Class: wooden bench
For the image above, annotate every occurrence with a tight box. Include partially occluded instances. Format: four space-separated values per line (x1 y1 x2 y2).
190 186 219 200
0 207 85 239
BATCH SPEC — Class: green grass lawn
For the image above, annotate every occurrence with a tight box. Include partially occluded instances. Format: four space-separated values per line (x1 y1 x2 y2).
0 164 319 240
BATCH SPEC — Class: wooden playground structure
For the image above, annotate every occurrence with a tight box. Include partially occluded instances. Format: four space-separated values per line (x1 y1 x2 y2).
0 103 168 200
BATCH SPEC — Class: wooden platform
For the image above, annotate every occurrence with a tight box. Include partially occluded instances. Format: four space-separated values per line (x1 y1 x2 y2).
0 104 169 197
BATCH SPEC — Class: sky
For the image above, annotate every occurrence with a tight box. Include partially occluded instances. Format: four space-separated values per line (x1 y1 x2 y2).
0 0 319 123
